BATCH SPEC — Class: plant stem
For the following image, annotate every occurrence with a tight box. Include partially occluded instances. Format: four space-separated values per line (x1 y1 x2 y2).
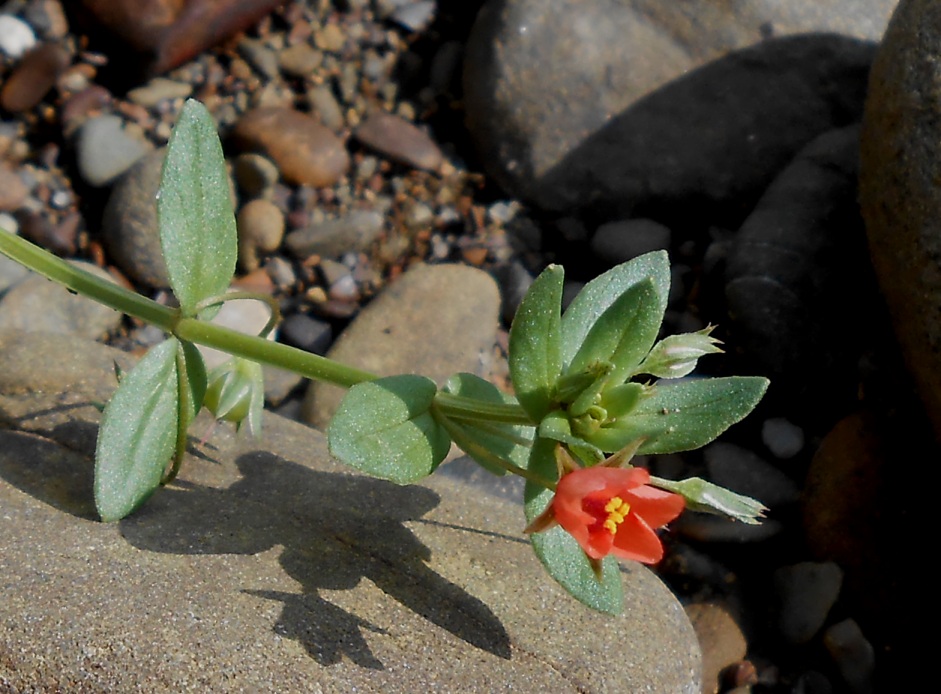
432 392 532 425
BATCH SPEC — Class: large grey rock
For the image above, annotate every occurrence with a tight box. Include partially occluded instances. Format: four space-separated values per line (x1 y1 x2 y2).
303 263 501 428
0 330 701 691
859 0 941 441
465 0 880 218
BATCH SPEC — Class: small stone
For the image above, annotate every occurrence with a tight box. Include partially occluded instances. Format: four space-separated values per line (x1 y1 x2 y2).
0 42 70 113
823 619 875 694
493 260 534 325
0 260 122 338
705 442 801 508
75 114 152 187
231 107 350 187
237 199 284 272
21 0 69 41
280 313 333 354
591 218 672 266
284 210 384 259
0 166 28 211
126 77 193 108
774 561 843 644
0 15 37 58
390 1 436 32
761 417 805 458
237 37 279 79
278 42 323 77
306 85 344 131
354 111 443 171
101 148 169 287
315 23 345 52
233 153 280 199
685 602 747 694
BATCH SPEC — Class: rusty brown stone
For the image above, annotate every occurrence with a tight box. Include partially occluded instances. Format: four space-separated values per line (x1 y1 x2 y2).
231 107 350 188
0 43 71 113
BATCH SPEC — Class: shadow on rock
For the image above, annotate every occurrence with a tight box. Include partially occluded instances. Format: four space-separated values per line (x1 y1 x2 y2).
119 450 511 669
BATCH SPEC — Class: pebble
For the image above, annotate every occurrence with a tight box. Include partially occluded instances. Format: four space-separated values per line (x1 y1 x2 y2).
100 148 170 287
21 0 69 41
75 114 152 187
306 84 345 131
302 263 501 428
590 218 672 266
0 42 70 113
237 198 285 272
231 107 350 187
0 260 122 338
126 77 193 108
278 42 323 78
280 312 333 354
354 111 444 171
233 152 280 198
284 209 384 259
860 0 941 439
823 619 875 694
16 208 76 256
761 417 805 458
237 37 280 80
0 15 37 58
0 165 28 211
774 561 843 644
492 259 533 325
705 442 801 508
390 1 436 33
685 602 748 694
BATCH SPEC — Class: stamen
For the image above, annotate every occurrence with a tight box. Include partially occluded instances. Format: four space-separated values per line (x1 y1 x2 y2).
602 496 630 534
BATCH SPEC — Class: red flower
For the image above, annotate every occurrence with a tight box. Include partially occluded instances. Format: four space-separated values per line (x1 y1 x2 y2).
529 466 684 564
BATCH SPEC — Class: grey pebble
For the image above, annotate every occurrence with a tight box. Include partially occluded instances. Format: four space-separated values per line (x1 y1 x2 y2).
306 85 345 131
285 209 384 259
238 38 280 80
0 15 36 58
762 417 805 459
492 260 533 325
126 78 193 108
774 561 843 644
278 43 323 78
823 619 875 694
280 313 333 354
390 1 436 33
76 114 152 187
705 442 801 507
233 153 280 199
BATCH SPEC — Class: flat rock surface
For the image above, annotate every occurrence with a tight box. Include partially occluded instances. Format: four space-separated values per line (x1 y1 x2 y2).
0 330 700 692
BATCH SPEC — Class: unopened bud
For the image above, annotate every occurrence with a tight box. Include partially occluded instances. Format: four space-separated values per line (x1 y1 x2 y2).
635 327 722 379
203 357 264 436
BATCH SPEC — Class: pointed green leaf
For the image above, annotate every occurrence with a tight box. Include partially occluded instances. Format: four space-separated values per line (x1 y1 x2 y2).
441 373 533 475
329 374 451 484
585 376 769 454
567 278 662 384
561 251 670 368
158 99 236 317
509 265 564 421
95 338 180 521
524 438 623 614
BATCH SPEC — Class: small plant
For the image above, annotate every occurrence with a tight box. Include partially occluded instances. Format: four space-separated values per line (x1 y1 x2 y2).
0 100 768 614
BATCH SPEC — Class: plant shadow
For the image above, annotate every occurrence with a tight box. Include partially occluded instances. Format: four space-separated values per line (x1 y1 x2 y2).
119 450 512 669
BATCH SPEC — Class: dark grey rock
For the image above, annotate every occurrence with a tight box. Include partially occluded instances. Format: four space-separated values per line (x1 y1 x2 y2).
280 313 333 354
774 561 843 644
591 218 672 267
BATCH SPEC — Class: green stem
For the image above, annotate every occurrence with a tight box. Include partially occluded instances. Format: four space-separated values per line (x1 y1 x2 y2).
196 291 281 338
0 229 177 330
432 392 532 426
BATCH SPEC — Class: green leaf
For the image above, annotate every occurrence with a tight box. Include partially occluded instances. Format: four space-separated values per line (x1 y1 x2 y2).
509 265 564 421
566 278 662 385
328 374 451 484
158 99 236 317
561 251 670 368
95 338 180 521
585 376 769 454
440 373 533 475
524 438 623 614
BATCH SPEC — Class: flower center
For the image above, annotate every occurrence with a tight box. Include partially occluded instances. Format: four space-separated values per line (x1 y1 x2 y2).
602 496 630 534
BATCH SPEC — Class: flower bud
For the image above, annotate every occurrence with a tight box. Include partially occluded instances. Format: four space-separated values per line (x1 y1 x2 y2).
648 475 767 524
635 327 722 379
203 357 265 436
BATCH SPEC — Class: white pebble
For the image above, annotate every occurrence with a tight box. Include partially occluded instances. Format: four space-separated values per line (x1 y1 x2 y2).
0 15 37 59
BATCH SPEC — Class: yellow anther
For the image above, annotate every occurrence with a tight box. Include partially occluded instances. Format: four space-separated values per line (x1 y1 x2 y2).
602 496 630 534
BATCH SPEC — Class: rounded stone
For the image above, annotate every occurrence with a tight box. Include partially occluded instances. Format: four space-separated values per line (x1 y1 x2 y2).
0 14 37 58
75 114 153 187
231 107 350 187
302 263 501 428
101 148 170 287
0 42 70 113
464 0 885 216
237 198 285 272
859 0 941 440
354 111 443 171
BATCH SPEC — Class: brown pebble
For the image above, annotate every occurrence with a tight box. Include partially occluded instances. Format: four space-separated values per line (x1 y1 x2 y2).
231 107 350 187
354 111 443 171
0 43 71 113
16 210 76 256
0 166 28 211
59 85 112 135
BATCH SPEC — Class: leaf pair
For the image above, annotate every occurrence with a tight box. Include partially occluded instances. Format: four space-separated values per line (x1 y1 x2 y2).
94 100 237 521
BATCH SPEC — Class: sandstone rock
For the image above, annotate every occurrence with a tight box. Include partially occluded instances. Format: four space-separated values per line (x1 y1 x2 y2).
0 329 701 692
859 0 941 442
303 263 500 428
